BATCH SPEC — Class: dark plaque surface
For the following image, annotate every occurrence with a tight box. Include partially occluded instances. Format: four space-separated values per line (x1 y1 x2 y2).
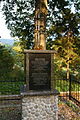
29 53 51 91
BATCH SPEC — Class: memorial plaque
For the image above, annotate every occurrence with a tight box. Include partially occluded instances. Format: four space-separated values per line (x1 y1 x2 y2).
29 53 51 90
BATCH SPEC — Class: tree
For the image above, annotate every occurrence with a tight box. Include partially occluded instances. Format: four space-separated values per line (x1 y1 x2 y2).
0 44 14 80
1 0 80 80
53 31 80 79
12 39 24 68
1 0 80 49
2 0 35 49
47 0 80 49
47 0 80 79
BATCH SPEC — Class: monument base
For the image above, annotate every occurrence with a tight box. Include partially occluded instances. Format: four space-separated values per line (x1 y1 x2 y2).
21 90 59 120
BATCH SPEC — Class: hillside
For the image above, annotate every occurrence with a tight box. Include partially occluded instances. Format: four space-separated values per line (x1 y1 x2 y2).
0 38 14 45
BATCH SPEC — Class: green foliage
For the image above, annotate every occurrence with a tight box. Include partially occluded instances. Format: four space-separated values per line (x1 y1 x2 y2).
47 0 80 50
12 40 24 67
54 35 78 61
0 81 24 95
53 35 80 79
2 0 34 49
1 0 79 50
0 0 80 79
0 44 14 80
56 79 69 92
0 43 24 81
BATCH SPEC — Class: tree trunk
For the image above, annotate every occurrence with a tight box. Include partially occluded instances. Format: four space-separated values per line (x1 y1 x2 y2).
34 0 48 50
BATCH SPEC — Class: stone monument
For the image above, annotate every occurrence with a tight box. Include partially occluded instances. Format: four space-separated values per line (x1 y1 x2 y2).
21 0 59 120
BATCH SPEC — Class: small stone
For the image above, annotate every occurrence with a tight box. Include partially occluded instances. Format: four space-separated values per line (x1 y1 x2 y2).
22 95 58 120
35 112 40 117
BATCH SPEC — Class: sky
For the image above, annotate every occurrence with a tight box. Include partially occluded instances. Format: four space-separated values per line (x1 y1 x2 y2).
0 1 13 40
0 11 12 39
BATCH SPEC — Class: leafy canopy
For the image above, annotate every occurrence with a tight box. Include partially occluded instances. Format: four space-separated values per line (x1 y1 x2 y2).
1 0 79 49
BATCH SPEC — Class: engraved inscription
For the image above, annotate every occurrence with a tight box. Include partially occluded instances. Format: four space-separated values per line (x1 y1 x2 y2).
29 53 51 90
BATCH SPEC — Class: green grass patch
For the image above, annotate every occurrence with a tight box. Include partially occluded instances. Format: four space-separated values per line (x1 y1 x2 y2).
0 81 25 95
56 79 80 92
56 79 69 92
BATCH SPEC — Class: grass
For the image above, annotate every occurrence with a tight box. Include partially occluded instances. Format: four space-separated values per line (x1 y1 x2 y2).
0 79 79 95
56 79 80 92
56 79 69 92
0 81 25 95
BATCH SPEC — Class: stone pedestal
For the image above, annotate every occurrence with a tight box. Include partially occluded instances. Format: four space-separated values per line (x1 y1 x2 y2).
23 50 59 120
21 90 59 120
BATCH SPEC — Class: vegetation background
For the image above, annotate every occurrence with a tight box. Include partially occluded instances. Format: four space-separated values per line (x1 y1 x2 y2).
0 0 80 94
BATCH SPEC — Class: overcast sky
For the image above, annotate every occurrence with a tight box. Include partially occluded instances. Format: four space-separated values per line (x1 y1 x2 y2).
0 1 13 39
0 11 13 39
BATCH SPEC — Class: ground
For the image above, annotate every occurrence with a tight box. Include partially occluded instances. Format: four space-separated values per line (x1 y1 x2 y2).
58 99 80 120
0 99 80 120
